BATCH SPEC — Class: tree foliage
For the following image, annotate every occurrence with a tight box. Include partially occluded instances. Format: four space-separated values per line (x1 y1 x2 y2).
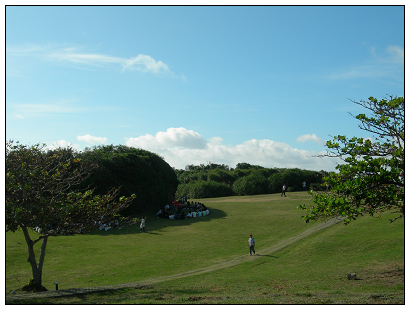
232 171 269 196
298 96 404 224
175 163 324 199
6 141 135 290
176 180 233 199
77 145 179 216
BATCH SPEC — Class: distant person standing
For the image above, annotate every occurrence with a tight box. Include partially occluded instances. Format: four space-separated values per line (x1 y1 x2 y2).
281 184 286 197
302 181 306 191
140 217 146 232
248 234 256 255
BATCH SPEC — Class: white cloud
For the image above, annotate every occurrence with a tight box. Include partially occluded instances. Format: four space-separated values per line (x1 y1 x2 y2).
126 128 208 151
125 127 342 171
328 65 381 79
49 51 122 66
13 113 24 119
122 54 169 73
49 50 169 73
8 44 171 74
156 128 207 149
8 101 86 118
386 45 404 64
6 43 47 56
328 45 404 80
209 137 224 145
77 134 107 145
296 134 323 145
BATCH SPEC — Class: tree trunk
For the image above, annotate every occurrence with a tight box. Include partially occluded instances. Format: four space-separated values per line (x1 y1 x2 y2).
38 236 48 277
21 225 44 288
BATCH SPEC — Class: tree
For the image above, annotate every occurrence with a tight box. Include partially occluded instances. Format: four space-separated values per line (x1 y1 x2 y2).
176 180 233 199
298 96 404 224
232 171 269 196
78 145 178 216
6 141 135 290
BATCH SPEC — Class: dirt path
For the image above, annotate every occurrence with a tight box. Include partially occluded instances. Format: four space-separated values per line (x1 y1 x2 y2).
6 218 341 301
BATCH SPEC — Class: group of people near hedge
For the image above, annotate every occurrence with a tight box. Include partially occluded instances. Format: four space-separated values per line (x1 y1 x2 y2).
156 199 209 220
98 217 120 231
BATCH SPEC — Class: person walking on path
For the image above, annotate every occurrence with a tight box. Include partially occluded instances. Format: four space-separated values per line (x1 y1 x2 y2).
140 217 146 232
281 184 287 197
248 234 256 255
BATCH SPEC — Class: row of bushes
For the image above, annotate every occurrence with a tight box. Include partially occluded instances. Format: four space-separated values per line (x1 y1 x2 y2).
73 148 328 211
175 164 329 199
176 180 233 199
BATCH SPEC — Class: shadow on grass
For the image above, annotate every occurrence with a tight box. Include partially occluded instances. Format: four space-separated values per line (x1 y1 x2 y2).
6 286 217 304
78 286 212 302
87 207 227 236
255 254 278 258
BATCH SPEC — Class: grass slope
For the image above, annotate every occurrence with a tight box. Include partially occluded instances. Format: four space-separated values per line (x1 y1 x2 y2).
6 192 404 304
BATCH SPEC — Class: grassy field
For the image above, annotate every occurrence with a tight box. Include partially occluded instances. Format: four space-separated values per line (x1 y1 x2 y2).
5 192 404 304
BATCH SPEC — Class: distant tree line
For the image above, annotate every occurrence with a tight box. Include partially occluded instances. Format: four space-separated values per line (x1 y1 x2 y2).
175 162 329 199
8 140 329 216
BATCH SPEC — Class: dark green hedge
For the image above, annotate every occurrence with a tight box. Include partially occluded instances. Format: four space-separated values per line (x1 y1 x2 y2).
232 171 269 196
176 180 233 199
175 163 328 199
78 145 178 216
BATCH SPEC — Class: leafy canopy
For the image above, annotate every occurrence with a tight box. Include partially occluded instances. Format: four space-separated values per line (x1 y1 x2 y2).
298 96 404 224
6 141 137 289
6 141 136 235
78 144 178 215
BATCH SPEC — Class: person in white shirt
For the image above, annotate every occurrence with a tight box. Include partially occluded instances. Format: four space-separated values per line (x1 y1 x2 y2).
248 234 256 255
140 217 146 232
281 184 287 197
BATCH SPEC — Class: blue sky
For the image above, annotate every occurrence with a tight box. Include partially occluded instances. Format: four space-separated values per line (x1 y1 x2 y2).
6 5 404 171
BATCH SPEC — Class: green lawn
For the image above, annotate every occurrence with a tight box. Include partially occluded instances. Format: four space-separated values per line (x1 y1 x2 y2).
6 192 404 304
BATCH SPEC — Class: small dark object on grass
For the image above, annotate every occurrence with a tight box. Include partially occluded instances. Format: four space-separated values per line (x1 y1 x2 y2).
347 273 357 280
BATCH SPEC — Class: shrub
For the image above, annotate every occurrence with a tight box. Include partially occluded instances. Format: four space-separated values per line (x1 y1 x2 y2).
176 180 233 199
268 173 284 193
78 145 178 216
232 172 269 196
175 162 329 198
310 183 325 191
208 169 236 185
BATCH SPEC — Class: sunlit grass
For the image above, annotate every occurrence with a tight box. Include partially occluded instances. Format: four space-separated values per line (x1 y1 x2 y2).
6 192 404 304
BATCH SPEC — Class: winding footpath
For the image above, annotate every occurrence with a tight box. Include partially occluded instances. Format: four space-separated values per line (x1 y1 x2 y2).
6 218 341 302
